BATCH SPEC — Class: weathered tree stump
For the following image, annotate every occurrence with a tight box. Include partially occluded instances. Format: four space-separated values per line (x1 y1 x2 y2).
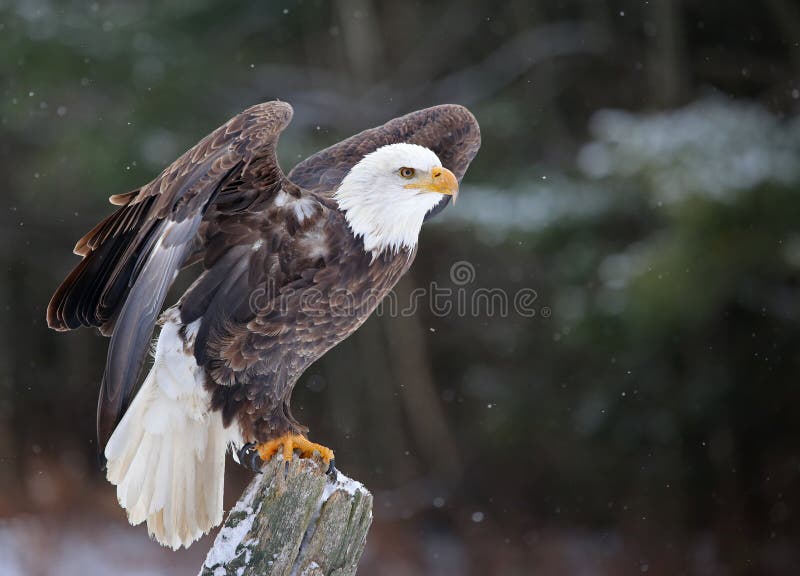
200 457 373 576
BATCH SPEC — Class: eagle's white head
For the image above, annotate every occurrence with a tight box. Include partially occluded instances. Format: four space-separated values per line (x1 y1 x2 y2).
334 143 458 255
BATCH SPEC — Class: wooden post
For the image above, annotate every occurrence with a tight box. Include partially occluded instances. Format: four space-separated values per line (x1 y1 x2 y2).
199 456 373 576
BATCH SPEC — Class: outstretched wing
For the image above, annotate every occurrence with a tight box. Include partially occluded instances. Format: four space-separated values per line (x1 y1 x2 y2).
47 101 294 448
287 103 480 219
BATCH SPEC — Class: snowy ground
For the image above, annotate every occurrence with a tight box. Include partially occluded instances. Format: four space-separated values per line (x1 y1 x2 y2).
1 510 797 576
0 514 207 576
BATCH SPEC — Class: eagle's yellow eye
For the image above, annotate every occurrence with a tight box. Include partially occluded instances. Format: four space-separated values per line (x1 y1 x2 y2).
399 167 416 179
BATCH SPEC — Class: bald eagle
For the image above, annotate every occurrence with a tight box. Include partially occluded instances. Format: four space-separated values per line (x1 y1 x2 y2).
46 102 480 549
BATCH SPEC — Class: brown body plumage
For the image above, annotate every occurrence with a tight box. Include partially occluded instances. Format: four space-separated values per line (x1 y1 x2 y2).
47 101 480 451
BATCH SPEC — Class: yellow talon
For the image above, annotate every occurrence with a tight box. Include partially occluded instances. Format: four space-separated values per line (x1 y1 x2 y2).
256 433 334 465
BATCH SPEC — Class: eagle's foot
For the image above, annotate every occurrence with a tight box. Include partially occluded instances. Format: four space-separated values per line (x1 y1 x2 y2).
256 433 335 468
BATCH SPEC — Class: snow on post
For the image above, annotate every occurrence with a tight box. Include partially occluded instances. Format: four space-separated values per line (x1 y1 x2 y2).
199 456 372 576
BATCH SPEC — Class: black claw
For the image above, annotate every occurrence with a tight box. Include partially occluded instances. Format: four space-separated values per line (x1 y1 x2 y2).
283 458 291 480
238 442 263 473
326 458 338 481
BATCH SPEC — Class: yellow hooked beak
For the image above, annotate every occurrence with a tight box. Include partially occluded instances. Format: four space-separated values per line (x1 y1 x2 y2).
405 166 459 203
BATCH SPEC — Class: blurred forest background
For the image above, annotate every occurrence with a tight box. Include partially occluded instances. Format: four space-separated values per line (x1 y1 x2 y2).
2 0 800 575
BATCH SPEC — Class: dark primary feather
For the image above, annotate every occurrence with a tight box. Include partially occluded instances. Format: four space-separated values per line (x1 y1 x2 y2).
97 221 193 446
48 101 294 449
46 101 481 449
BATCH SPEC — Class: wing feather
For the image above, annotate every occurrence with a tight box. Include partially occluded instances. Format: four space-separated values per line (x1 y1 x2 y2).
47 101 294 450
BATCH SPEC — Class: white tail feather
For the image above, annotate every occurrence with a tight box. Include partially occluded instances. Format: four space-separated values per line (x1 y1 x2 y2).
104 312 240 550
